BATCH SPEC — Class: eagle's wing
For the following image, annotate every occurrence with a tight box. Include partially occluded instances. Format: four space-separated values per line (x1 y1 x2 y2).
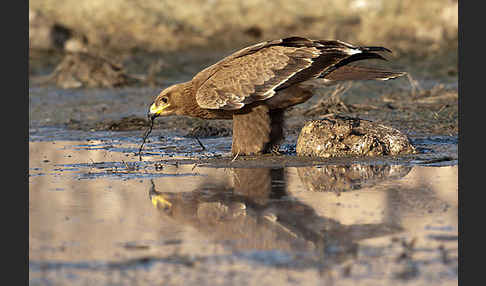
193 37 390 110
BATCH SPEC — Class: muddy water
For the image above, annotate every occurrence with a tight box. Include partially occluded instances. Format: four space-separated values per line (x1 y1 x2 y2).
29 137 457 285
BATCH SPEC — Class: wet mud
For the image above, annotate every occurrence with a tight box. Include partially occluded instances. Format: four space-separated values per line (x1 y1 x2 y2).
29 50 457 285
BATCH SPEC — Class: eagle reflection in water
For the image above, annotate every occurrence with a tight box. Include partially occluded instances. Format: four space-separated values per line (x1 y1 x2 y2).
148 164 412 268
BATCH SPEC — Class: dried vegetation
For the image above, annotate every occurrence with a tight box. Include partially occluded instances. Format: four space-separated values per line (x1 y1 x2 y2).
30 0 457 56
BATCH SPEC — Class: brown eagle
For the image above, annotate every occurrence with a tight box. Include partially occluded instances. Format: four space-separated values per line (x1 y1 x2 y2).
148 37 405 156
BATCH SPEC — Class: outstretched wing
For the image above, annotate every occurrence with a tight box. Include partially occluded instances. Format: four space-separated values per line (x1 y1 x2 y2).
193 37 390 110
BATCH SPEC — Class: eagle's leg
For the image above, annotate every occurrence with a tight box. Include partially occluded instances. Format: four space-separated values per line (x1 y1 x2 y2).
232 168 286 204
267 108 285 155
232 104 283 156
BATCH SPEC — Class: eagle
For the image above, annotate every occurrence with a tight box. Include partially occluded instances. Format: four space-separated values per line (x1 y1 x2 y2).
148 36 405 156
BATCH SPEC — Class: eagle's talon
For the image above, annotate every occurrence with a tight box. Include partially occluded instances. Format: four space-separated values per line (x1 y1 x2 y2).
270 145 282 155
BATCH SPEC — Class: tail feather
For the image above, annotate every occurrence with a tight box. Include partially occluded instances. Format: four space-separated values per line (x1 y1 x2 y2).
269 37 404 90
324 65 406 82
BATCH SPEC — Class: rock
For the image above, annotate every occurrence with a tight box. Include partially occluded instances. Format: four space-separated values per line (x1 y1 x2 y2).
29 9 88 52
45 52 140 88
296 115 416 157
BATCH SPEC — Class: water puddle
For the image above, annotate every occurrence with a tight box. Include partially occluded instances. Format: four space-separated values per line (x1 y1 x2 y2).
29 136 457 285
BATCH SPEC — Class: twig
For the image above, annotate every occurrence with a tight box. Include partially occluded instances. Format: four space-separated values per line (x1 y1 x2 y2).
231 151 240 162
138 117 154 161
305 82 353 116
433 104 448 120
406 73 423 98
194 136 206 151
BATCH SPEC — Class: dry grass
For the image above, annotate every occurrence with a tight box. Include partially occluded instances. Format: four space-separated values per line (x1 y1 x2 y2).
30 0 457 55
304 83 354 116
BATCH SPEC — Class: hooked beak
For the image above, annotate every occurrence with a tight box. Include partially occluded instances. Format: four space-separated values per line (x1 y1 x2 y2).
147 102 172 120
151 194 172 209
149 182 172 210
147 110 157 121
147 102 162 120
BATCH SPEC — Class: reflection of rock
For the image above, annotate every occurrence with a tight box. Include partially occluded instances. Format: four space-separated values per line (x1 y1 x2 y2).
297 164 412 193
45 52 141 88
296 116 416 157
148 167 403 262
